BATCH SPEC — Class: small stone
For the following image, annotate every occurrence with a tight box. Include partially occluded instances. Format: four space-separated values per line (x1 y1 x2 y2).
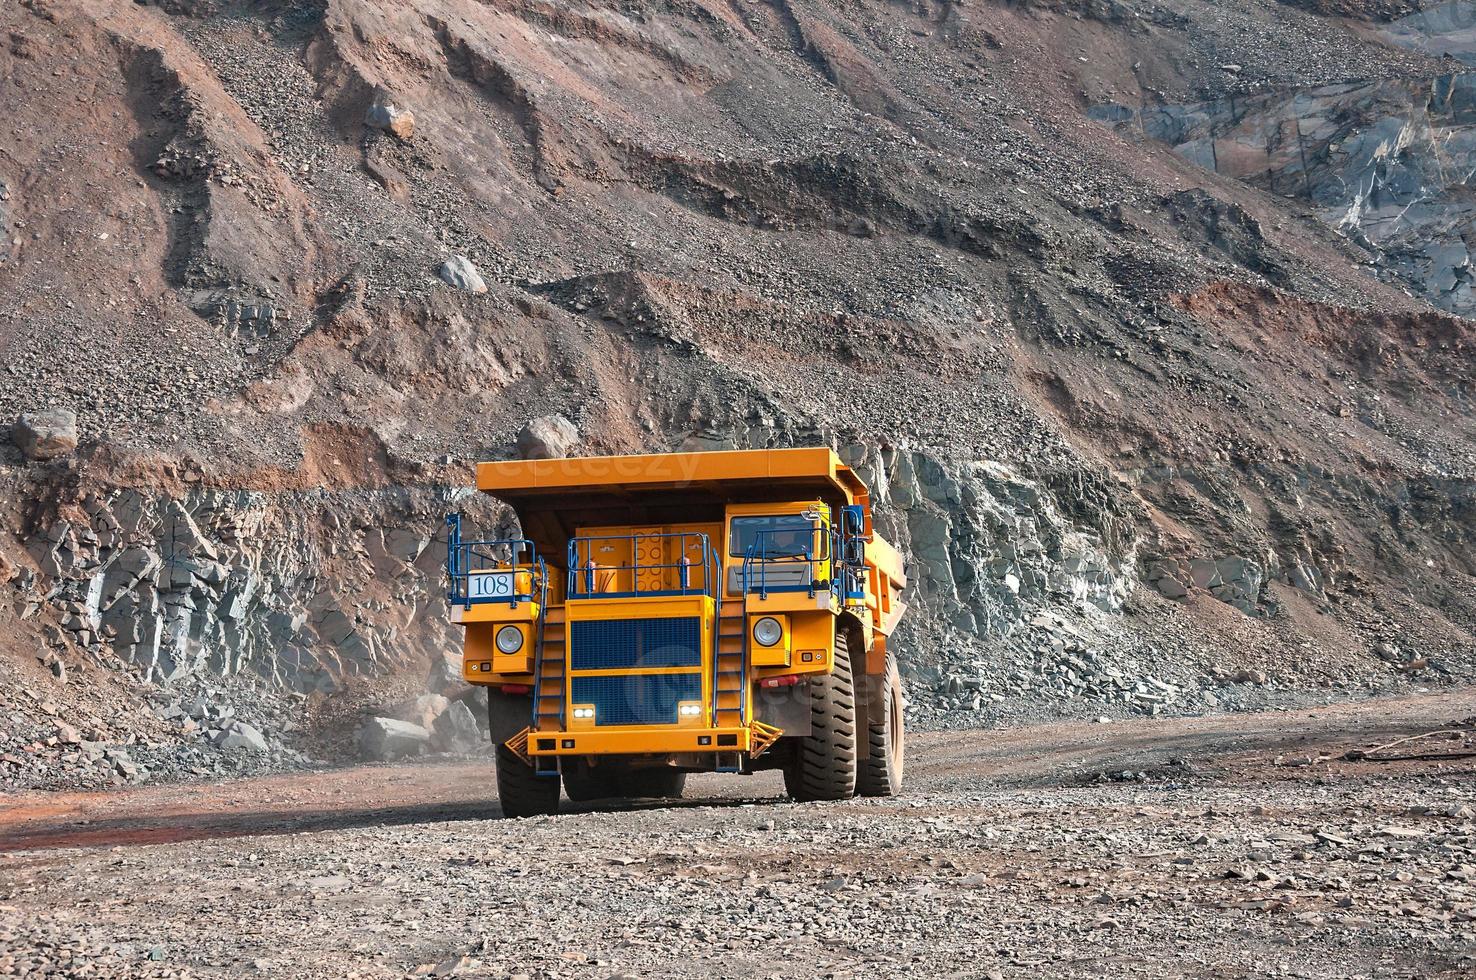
364 87 415 139
438 255 487 294
185 695 211 721
516 414 579 460
1372 640 1401 661
1376 825 1425 839
13 408 78 460
432 955 474 976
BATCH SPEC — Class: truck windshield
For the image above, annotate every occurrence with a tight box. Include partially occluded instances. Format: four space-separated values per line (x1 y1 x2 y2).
730 515 816 559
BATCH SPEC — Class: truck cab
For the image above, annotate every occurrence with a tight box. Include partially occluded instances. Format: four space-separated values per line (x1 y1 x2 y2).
445 447 907 816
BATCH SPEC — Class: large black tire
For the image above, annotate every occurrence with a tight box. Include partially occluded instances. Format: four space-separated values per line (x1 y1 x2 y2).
782 629 858 802
496 744 560 818
562 762 624 802
563 763 686 801
625 768 687 799
857 651 905 797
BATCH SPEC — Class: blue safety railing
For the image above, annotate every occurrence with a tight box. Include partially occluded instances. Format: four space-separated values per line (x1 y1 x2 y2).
741 523 832 599
741 515 868 602
445 514 544 609
566 532 720 600
528 567 554 739
839 505 868 602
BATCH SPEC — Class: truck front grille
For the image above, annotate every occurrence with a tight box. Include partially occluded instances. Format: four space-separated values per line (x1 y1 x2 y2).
569 617 702 671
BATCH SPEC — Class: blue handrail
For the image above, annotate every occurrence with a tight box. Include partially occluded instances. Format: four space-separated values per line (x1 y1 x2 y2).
839 506 868 601
444 515 540 609
741 524 835 599
530 562 554 734
710 545 725 728
566 532 718 600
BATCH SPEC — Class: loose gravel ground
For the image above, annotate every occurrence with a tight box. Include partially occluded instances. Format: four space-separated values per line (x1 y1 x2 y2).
1 691 1473 979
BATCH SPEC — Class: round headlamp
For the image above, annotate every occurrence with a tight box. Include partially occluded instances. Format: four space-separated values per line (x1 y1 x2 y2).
752 616 783 648
495 625 525 654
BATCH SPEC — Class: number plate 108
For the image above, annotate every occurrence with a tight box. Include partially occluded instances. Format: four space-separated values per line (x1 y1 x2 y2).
467 571 515 600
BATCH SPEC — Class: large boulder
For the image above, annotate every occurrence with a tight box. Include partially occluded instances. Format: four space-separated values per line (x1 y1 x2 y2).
364 87 415 140
213 720 268 752
516 414 579 459
425 651 467 698
432 700 483 753
438 255 487 294
394 692 448 730
13 408 78 460
359 717 431 761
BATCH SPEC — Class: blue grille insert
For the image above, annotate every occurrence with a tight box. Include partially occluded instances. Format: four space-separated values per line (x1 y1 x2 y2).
569 617 702 671
571 673 703 727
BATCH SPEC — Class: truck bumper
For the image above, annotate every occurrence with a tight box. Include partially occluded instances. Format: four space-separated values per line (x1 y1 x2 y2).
525 726 753 757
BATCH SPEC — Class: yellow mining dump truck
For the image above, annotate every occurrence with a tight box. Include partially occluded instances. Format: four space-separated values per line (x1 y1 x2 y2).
444 447 908 816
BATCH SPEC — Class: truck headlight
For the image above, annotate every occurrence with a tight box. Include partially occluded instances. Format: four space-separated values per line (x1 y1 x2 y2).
678 703 703 717
495 625 525 654
753 616 783 647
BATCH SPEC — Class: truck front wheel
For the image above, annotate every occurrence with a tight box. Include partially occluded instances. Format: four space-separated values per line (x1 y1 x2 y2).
782 629 858 802
857 651 905 797
496 744 560 817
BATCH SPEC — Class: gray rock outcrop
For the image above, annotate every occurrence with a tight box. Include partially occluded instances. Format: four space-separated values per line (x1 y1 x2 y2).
19 486 484 690
1094 57 1476 316
1190 557 1265 616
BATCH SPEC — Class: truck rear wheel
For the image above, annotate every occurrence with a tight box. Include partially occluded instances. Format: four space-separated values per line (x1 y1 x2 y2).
625 768 686 799
496 744 560 818
561 761 622 802
563 763 686 801
782 629 858 802
857 651 905 797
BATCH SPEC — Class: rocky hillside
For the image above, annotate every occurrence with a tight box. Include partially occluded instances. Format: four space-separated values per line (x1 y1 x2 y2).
1 0 1473 787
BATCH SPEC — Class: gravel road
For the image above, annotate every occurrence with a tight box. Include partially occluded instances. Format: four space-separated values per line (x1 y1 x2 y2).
2 692 1474 979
